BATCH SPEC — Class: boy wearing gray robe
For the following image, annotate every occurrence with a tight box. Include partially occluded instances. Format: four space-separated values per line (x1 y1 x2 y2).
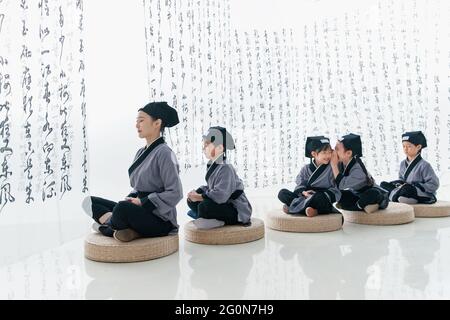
278 136 342 215
187 127 252 228
381 131 439 204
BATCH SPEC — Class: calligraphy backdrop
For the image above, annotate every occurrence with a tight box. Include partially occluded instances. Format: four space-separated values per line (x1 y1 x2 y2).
0 0 88 264
143 0 450 188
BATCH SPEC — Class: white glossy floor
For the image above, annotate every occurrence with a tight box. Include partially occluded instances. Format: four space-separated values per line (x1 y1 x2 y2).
2 188 450 300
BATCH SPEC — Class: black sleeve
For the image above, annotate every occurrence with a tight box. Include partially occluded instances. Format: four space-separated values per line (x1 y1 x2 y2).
391 179 405 186
195 187 205 194
127 191 139 198
139 196 157 212
293 187 306 196
335 173 344 186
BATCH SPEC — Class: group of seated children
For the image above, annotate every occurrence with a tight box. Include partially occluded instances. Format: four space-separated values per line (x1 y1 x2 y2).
186 128 439 229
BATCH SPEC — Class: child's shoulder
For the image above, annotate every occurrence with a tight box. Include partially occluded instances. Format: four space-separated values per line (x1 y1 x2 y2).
299 162 310 171
217 162 236 173
418 157 434 169
349 159 366 173
419 156 430 163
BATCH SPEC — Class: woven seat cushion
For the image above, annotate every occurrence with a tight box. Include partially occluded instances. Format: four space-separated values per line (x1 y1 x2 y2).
184 218 265 245
84 233 179 263
340 202 414 225
412 201 450 218
266 209 343 232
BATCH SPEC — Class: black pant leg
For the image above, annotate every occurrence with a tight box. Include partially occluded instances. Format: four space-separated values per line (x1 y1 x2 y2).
394 183 436 204
396 184 418 199
110 201 173 238
187 199 200 212
90 196 118 223
278 189 298 206
309 192 333 214
99 218 115 237
197 198 239 225
357 188 382 208
338 190 361 211
380 181 396 193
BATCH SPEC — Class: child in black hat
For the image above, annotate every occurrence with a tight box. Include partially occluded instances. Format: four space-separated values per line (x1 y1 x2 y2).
186 126 253 229
332 133 389 213
278 136 341 217
380 131 439 204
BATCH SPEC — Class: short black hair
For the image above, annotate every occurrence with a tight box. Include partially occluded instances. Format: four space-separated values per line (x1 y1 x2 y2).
311 143 332 155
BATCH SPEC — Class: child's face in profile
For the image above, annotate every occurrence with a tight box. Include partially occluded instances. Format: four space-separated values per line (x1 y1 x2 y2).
202 139 224 160
402 141 421 158
311 147 332 165
334 142 352 162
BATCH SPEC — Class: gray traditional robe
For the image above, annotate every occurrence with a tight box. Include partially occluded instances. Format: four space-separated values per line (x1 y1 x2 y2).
336 157 375 194
289 161 342 213
128 137 183 233
198 159 252 224
389 155 439 201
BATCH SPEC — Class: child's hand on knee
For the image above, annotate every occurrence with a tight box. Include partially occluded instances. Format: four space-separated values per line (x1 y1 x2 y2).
188 190 203 202
192 193 203 202
302 190 315 197
125 197 142 206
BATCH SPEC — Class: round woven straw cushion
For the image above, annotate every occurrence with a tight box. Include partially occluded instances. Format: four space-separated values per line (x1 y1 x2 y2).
184 218 265 245
340 202 414 225
265 210 343 232
412 201 450 218
84 233 179 263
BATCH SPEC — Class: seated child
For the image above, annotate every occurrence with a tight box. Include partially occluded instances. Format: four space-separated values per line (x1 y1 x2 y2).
380 131 439 204
278 136 341 217
332 133 389 213
186 126 252 229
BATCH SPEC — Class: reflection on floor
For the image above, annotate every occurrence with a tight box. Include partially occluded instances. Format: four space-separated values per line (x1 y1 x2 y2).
2 188 450 299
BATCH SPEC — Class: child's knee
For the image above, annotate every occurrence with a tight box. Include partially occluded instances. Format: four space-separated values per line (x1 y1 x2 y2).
310 192 331 212
398 184 417 197
197 199 214 218
380 181 392 191
278 189 290 202
197 202 208 218
359 189 381 205
187 199 199 211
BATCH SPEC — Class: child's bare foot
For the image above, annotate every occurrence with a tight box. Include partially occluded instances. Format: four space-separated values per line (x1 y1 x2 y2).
363 204 379 213
282 205 289 214
305 207 318 217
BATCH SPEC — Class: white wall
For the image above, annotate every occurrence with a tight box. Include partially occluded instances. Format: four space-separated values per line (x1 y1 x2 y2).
84 0 150 199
